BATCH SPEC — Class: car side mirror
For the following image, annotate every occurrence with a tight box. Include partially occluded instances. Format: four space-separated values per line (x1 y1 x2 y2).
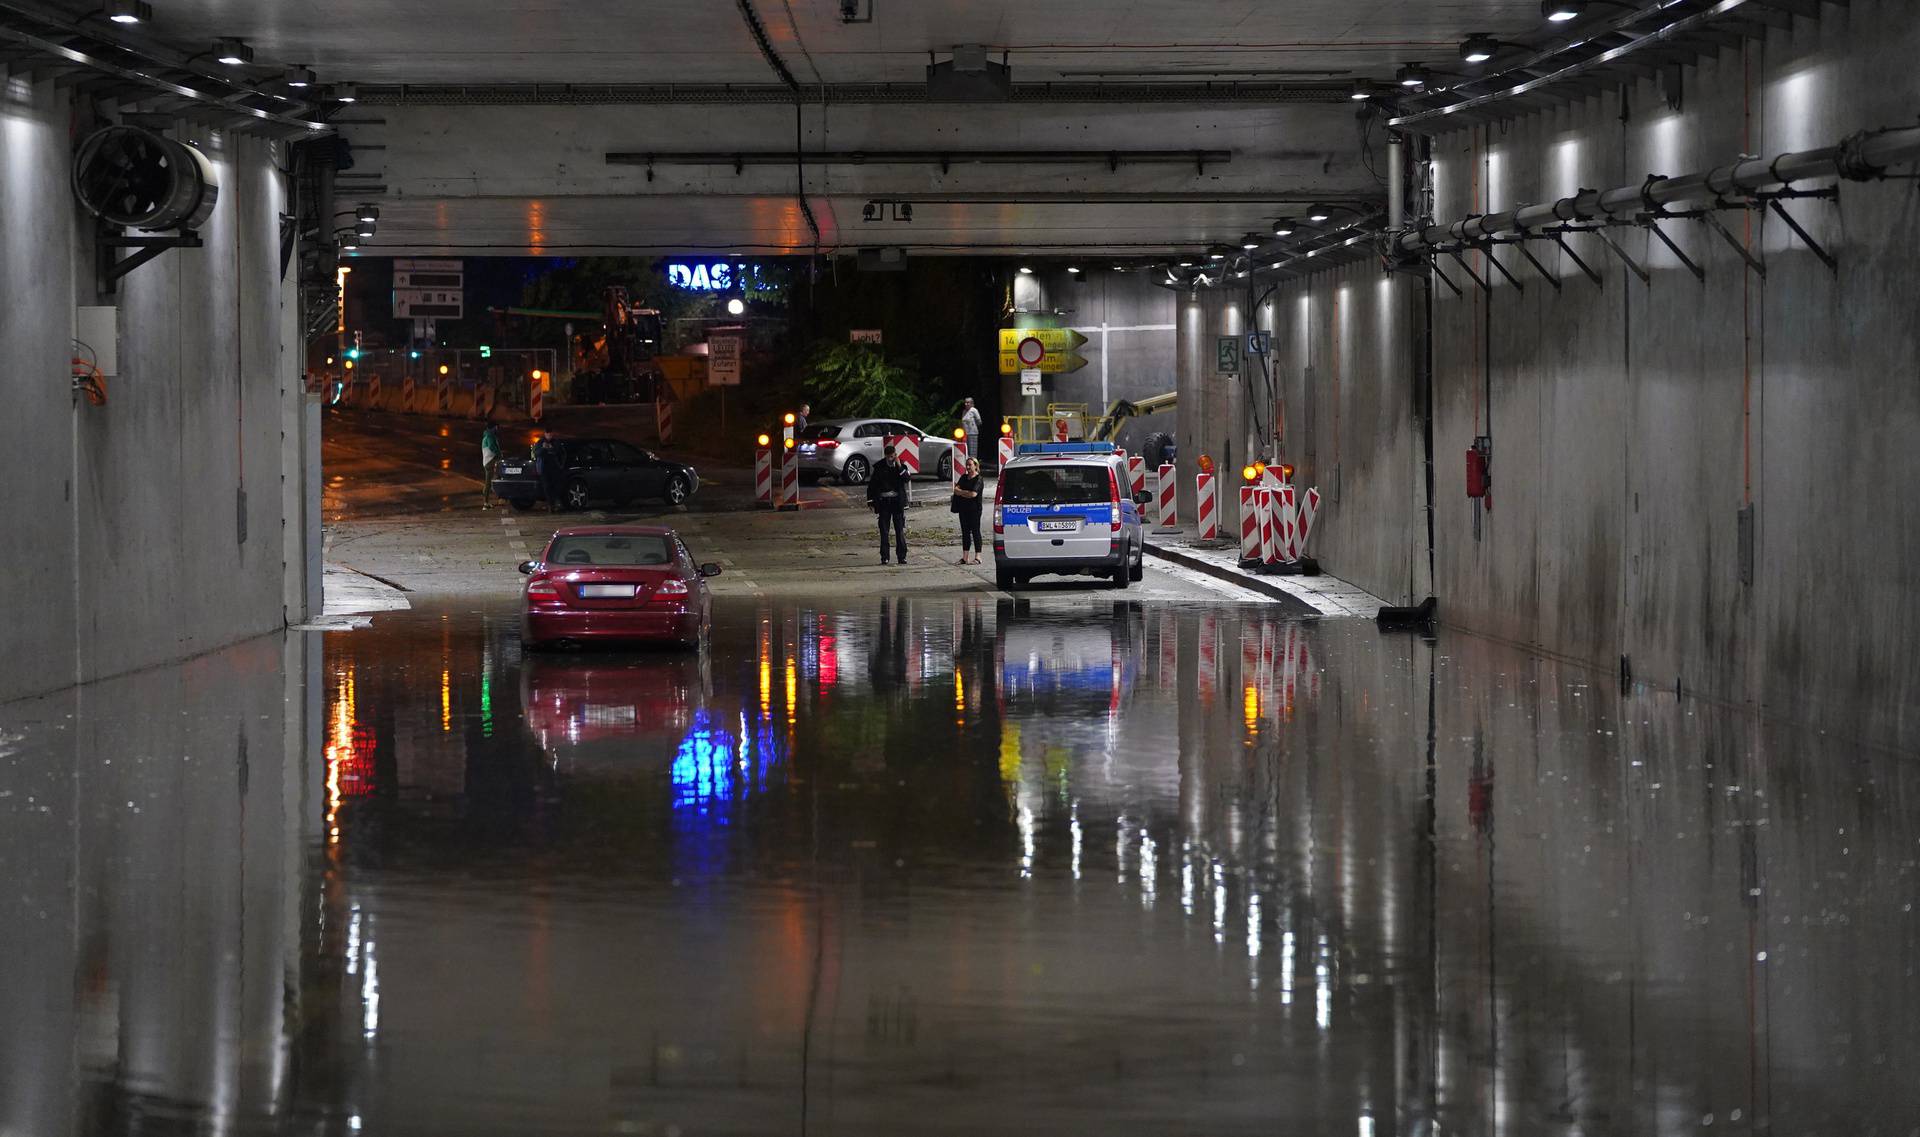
518 560 536 575
1132 491 1152 506
699 563 723 578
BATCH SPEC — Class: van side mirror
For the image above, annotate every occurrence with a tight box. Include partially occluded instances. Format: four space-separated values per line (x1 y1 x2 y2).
699 563 723 578
517 560 536 575
1132 491 1153 507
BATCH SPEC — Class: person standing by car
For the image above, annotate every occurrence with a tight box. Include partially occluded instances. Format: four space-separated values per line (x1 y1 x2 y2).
795 402 810 438
951 455 985 564
959 397 982 463
532 433 565 512
480 419 502 509
866 444 910 564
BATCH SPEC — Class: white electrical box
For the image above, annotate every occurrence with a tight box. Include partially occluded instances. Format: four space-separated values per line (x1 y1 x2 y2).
76 306 119 377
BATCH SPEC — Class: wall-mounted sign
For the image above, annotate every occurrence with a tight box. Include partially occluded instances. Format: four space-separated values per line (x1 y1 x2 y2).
1215 335 1241 375
666 261 766 292
1246 329 1272 357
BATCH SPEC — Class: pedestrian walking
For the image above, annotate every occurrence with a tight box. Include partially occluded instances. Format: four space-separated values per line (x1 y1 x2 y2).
866 444 910 564
952 456 985 564
959 397 982 464
532 432 566 512
480 419 502 508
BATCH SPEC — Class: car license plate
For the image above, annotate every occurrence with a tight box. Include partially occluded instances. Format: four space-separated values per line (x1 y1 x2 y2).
501 465 523 475
577 584 637 598
1038 519 1079 532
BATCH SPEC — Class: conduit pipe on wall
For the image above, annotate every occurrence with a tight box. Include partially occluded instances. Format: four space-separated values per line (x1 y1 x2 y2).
1396 124 1920 252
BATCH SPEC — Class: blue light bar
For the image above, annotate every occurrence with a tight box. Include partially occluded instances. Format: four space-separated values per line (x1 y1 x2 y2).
1014 442 1116 456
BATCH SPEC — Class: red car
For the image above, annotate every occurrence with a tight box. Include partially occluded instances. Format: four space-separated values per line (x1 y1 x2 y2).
519 525 720 650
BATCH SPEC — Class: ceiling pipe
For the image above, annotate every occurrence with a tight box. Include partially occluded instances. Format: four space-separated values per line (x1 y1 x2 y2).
1397 122 1920 252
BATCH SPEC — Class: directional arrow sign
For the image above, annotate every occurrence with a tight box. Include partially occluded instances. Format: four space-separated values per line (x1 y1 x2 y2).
998 327 1088 353
999 348 1091 374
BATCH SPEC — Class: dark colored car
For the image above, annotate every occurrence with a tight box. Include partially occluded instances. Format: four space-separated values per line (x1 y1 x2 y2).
493 438 699 512
519 525 721 650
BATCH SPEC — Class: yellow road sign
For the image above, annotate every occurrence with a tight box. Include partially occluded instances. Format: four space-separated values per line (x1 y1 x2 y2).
998 327 1088 352
999 350 1089 374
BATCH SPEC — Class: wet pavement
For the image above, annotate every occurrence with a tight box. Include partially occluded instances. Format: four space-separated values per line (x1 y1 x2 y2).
3 593 1916 1136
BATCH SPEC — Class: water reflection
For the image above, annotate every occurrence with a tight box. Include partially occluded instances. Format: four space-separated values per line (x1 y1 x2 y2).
0 598 1914 1135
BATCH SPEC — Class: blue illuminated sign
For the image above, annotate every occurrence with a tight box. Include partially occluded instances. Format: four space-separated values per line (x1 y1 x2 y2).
666 261 760 292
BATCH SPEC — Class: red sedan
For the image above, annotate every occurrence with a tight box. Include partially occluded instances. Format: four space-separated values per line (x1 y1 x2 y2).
519 525 720 650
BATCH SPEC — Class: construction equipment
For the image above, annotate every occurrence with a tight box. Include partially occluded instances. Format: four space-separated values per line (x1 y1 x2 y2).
1089 391 1177 441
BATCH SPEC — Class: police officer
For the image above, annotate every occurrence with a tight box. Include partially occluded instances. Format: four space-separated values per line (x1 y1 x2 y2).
866 444 910 564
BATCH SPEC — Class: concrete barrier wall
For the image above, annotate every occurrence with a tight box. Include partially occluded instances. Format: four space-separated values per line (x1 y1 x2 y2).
1227 1 1919 750
0 82 313 703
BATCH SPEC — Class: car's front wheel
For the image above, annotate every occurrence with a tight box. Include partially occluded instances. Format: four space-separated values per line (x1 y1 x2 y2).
564 478 592 511
840 455 870 485
664 474 691 506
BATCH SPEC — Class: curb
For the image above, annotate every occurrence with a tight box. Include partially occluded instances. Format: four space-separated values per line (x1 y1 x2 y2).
1143 540 1317 614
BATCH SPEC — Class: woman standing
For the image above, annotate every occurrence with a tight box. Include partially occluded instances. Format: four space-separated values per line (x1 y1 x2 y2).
952 456 985 564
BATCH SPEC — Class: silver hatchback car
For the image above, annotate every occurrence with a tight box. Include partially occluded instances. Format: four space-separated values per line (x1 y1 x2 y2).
795 417 959 485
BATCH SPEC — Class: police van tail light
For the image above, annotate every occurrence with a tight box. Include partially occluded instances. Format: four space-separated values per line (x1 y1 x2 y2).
992 476 1005 535
1108 468 1123 531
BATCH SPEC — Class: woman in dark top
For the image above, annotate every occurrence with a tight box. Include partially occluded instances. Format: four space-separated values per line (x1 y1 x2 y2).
952 456 985 564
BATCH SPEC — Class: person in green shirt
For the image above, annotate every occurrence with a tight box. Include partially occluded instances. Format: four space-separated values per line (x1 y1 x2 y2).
480 420 502 509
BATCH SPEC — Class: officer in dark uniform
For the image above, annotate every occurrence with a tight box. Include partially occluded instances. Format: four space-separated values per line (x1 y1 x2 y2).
865 444 910 564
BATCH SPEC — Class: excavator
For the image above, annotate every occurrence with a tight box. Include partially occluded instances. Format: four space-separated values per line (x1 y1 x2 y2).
1089 390 1178 467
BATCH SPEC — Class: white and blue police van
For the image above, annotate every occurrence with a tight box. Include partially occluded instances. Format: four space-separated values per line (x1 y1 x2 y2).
991 442 1149 591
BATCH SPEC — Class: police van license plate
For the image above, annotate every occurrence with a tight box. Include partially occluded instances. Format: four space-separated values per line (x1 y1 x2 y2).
1038 519 1079 532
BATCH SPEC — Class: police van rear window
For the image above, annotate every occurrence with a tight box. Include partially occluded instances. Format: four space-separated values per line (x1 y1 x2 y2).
1002 465 1111 505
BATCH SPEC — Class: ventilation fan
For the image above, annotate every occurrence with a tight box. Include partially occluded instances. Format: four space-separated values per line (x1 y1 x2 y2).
72 124 218 231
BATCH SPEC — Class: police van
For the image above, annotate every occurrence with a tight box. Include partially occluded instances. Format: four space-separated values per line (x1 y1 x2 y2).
992 442 1149 591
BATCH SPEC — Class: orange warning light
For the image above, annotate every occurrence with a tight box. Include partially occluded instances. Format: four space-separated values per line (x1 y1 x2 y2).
999 422 1013 434
756 433 771 447
438 364 449 375
344 359 355 370
530 369 544 380
783 437 795 450
953 428 966 440
1241 464 1258 482
1278 463 1295 481
783 412 796 426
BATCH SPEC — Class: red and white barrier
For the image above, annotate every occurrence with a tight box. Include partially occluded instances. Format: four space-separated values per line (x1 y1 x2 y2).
368 374 382 406
1053 417 1070 442
656 396 674 444
1239 486 1260 561
1295 487 1322 553
886 432 921 475
1195 472 1218 540
529 379 545 422
1275 484 1298 562
951 439 968 488
1126 455 1146 500
439 380 452 412
778 449 799 509
1155 463 1177 531
755 445 773 506
997 434 1015 468
1255 487 1277 563
401 376 416 408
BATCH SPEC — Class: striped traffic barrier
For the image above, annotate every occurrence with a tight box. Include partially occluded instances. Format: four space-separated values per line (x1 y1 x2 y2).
439 380 452 413
1155 463 1177 531
778 447 799 509
1255 487 1276 563
656 396 674 444
529 379 545 422
1126 455 1146 500
1239 486 1260 561
401 376 416 408
1295 487 1322 554
951 439 968 488
997 433 1015 469
755 441 774 506
1195 472 1218 540
887 432 921 475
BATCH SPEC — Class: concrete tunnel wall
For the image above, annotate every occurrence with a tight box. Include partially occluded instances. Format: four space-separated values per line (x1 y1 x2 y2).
1176 0 1919 752
0 77 319 705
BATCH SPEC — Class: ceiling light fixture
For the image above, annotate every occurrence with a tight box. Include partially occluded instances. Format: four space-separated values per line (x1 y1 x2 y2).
1396 63 1430 89
1207 244 1232 261
106 0 151 24
329 83 357 103
213 38 253 66
1459 34 1513 64
1306 205 1331 223
283 64 316 88
1348 79 1375 101
1066 265 1081 273
1178 260 1195 268
1542 0 1583 20
1017 265 1033 274
1240 233 1263 250
357 203 379 223
1273 219 1295 237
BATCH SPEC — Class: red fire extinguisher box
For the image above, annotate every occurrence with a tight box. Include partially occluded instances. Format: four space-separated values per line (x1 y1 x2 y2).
1465 443 1490 498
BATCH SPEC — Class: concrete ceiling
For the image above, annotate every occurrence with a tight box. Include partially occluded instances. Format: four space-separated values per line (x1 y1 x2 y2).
36 0 1553 87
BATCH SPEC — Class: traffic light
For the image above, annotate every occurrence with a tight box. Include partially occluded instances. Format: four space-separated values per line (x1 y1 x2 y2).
409 350 420 359
479 345 492 358
345 347 360 360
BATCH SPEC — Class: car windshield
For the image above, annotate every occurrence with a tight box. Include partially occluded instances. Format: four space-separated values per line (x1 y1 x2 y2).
545 535 674 567
1002 465 1112 505
802 424 841 440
